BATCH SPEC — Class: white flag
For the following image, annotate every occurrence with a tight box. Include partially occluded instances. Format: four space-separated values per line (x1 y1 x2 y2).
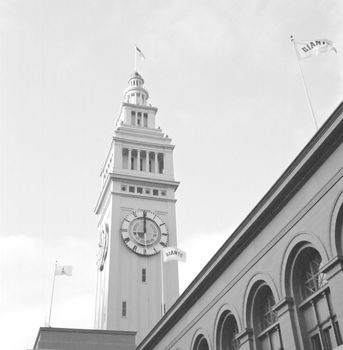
135 46 145 60
294 39 337 59
162 247 186 263
55 265 72 276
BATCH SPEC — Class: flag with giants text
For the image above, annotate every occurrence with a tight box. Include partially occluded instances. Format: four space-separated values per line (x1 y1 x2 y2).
294 39 337 59
136 46 145 60
55 265 72 276
162 247 186 263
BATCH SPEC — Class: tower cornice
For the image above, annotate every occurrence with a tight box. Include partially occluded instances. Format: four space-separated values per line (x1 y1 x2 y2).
113 136 175 150
95 172 180 214
122 102 158 112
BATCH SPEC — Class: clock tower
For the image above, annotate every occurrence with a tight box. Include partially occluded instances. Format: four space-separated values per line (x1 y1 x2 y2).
94 72 180 343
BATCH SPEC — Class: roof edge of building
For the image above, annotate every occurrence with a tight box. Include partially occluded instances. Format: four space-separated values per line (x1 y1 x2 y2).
33 327 136 349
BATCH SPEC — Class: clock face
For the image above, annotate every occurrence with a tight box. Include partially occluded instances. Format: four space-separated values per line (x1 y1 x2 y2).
97 224 109 271
121 209 168 256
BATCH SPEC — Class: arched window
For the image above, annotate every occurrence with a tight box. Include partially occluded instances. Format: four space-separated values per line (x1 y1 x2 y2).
293 247 342 350
252 284 282 350
301 249 327 298
216 311 239 350
193 335 209 350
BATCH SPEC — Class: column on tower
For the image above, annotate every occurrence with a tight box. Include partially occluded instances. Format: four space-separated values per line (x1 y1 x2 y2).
154 152 157 173
133 149 137 170
141 150 146 172
128 149 132 170
131 111 135 126
145 151 149 172
121 148 126 169
158 153 164 174
137 150 141 171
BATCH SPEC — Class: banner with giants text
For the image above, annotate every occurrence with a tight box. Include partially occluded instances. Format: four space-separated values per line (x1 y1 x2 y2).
294 39 336 59
162 247 186 263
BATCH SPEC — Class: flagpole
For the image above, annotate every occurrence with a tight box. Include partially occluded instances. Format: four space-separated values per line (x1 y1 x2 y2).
160 251 165 317
48 261 57 327
290 35 318 131
94 269 100 328
134 46 137 72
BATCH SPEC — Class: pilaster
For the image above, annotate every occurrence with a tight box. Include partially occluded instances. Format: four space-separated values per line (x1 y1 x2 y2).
323 257 343 327
236 328 253 350
274 297 301 350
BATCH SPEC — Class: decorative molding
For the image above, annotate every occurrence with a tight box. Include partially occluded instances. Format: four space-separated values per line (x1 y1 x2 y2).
236 327 253 345
95 172 179 214
116 138 175 150
280 231 332 297
111 172 180 187
273 297 294 317
112 191 177 203
242 273 280 327
329 190 343 256
116 140 175 151
122 102 158 112
321 255 343 279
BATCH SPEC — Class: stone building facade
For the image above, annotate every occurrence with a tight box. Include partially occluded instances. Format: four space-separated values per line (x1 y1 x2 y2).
137 102 343 350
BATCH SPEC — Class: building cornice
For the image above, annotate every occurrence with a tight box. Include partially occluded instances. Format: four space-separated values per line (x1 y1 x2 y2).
110 172 180 187
113 136 175 150
137 101 343 350
95 172 180 214
111 190 177 203
122 102 158 112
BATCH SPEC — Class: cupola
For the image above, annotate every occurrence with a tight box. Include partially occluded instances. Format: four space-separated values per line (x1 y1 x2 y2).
124 72 149 106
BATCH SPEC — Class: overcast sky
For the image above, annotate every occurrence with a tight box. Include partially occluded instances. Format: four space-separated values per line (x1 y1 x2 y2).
1 1 342 349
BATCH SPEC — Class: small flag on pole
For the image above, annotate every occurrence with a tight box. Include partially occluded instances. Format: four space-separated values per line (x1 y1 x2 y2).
162 247 186 263
55 265 72 276
135 46 145 60
293 39 337 59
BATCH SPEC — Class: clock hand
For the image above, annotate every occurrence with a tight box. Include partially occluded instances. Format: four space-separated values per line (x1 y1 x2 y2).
135 231 145 238
143 211 147 250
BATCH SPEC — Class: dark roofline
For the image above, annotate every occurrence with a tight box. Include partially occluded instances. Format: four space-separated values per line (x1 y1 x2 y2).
33 327 136 349
137 101 343 350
